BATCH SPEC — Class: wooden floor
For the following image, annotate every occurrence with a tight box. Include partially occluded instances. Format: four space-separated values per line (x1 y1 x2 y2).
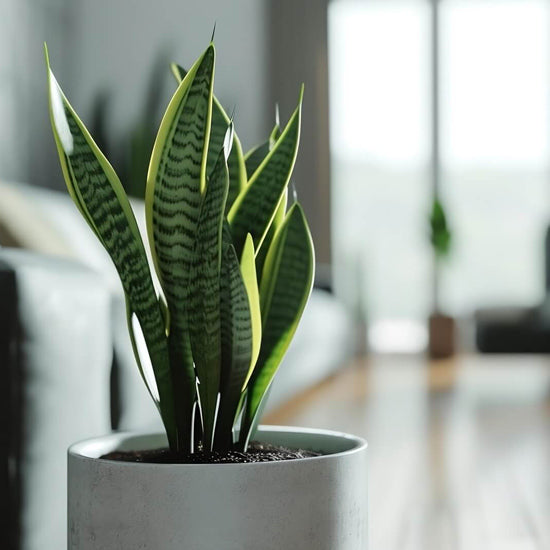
265 354 550 550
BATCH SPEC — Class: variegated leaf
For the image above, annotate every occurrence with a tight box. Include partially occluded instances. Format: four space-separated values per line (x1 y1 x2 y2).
146 45 216 443
255 188 287 281
240 203 314 448
243 122 281 179
171 63 246 212
215 243 253 449
240 234 262 384
45 47 178 448
244 141 269 180
228 87 303 256
188 150 229 450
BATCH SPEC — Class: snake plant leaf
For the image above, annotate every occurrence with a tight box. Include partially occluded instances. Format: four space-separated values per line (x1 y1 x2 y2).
222 217 234 247
243 122 281 179
240 234 262 384
171 63 246 212
255 188 287 281
228 86 303 256
125 297 160 408
245 125 285 280
215 243 253 449
146 44 216 442
244 141 268 181
240 203 314 448
188 149 229 450
44 46 177 448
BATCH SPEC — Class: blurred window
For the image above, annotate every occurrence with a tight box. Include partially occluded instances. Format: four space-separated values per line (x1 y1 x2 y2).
329 0 550 351
440 0 550 315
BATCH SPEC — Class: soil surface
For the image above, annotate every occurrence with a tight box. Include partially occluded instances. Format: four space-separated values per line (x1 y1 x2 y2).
101 441 322 464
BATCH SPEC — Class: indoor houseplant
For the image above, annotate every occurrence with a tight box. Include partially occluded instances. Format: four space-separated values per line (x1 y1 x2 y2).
428 198 455 358
46 40 367 549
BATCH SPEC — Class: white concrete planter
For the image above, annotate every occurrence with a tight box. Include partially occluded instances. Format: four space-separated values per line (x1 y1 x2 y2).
68 426 368 550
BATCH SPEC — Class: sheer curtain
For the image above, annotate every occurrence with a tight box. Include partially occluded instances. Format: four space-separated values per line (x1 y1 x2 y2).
329 0 550 352
440 0 550 314
329 0 431 351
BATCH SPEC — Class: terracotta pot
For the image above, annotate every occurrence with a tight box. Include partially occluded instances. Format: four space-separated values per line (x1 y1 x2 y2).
68 426 368 549
428 313 456 359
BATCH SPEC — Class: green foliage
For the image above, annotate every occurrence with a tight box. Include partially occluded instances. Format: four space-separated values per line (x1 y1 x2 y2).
429 199 451 259
171 63 247 211
45 42 314 453
240 203 314 448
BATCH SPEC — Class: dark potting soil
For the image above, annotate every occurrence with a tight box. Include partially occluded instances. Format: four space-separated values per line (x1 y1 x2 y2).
101 441 322 464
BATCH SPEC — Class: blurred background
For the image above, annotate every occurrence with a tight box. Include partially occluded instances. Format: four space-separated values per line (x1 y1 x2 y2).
331 0 550 354
2 0 550 549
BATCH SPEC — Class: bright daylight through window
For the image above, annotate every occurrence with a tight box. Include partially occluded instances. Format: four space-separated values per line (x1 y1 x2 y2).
329 0 550 352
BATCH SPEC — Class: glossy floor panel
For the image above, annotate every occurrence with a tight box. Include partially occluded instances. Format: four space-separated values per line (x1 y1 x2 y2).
265 354 550 550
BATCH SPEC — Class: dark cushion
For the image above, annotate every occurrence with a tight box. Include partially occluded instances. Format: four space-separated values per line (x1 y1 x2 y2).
475 306 550 353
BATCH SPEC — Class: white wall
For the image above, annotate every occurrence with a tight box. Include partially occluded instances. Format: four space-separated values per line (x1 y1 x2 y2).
0 0 269 189
0 0 78 188
72 0 269 159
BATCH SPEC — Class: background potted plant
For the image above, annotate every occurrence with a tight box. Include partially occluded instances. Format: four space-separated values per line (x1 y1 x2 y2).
428 198 455 358
46 40 367 549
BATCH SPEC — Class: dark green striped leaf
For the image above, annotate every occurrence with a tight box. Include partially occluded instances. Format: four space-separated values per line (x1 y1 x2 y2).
244 141 269 180
215 243 253 449
222 218 234 249
146 45 216 444
188 150 229 450
244 126 285 280
243 123 281 179
228 87 303 256
125 296 161 409
171 63 246 212
45 47 177 448
255 188 287 281
240 203 314 448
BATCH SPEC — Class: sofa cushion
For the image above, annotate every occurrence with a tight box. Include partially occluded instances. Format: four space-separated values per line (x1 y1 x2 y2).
0 181 73 258
0 180 150 295
266 288 354 412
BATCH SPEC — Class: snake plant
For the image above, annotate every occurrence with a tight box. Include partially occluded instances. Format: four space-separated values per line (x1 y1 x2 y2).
45 41 314 454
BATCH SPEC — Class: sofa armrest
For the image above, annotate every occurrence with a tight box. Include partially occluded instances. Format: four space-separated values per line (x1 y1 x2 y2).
0 250 112 550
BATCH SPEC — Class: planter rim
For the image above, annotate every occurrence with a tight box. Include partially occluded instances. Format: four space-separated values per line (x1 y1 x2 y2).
69 425 367 468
